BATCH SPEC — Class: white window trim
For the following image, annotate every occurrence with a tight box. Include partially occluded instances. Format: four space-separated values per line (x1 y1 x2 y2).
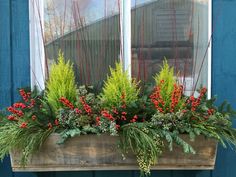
207 0 212 99
29 0 45 90
29 0 212 97
120 0 132 76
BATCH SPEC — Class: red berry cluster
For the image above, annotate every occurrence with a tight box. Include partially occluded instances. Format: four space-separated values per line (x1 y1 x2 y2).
98 110 122 130
54 119 59 126
121 111 127 121
45 119 59 130
7 115 17 121
13 103 26 109
112 108 119 115
19 89 30 102
79 96 92 115
19 89 35 108
6 89 56 130
170 84 183 112
115 124 120 130
207 108 215 115
150 85 165 113
59 97 74 110
96 116 101 126
97 91 139 130
187 87 207 112
48 122 53 129
99 107 139 128
7 90 36 119
150 81 184 113
101 110 114 121
28 99 36 108
75 108 82 114
20 122 27 128
130 115 138 123
6 89 38 129
7 106 24 117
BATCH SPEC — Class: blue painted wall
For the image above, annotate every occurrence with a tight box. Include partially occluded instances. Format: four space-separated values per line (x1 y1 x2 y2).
0 0 35 177
1 0 236 177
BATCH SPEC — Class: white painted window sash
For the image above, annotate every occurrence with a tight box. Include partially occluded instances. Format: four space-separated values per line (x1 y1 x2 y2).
207 0 212 99
29 0 45 90
29 0 212 96
120 0 132 77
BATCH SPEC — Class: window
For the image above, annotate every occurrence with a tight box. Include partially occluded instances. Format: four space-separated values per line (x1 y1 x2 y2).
131 0 211 96
29 0 211 96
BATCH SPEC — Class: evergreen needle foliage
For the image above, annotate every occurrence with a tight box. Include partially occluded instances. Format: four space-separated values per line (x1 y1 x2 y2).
100 62 139 108
46 51 77 112
1 57 236 177
151 59 185 113
119 123 163 176
0 122 53 165
154 59 175 94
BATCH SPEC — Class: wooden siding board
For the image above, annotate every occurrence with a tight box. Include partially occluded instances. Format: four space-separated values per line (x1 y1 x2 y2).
0 0 12 107
1 0 236 177
11 0 34 176
212 1 236 177
95 171 133 177
55 171 93 177
195 171 212 177
0 0 34 177
0 0 13 176
11 0 30 103
134 170 172 177
0 157 13 177
37 172 56 177
172 170 204 177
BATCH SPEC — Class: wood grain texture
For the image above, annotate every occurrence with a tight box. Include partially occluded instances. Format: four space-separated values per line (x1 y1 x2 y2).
0 1 34 176
10 134 217 172
0 0 15 177
212 1 236 177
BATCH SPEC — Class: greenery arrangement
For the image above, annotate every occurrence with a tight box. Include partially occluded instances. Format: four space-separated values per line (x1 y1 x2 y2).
0 54 236 176
46 50 77 112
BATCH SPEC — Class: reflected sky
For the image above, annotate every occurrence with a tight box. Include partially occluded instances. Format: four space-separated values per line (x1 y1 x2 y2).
44 0 156 23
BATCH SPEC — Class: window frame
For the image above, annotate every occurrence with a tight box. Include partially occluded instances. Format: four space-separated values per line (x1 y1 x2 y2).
29 0 212 98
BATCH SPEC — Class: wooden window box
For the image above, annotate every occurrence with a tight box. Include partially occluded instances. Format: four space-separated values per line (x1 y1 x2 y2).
10 134 217 172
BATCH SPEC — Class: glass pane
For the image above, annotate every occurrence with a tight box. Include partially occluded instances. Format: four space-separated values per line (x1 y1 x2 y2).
44 0 121 88
131 0 209 92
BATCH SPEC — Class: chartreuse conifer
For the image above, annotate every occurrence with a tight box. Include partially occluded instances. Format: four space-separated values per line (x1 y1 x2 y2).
100 62 139 108
46 51 77 112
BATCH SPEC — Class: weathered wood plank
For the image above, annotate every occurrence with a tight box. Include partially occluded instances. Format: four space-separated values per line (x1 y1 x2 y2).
10 134 217 172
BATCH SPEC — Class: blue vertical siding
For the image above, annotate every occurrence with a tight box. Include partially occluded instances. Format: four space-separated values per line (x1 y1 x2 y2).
0 0 35 177
212 1 236 177
1 0 236 177
0 0 13 176
11 0 31 103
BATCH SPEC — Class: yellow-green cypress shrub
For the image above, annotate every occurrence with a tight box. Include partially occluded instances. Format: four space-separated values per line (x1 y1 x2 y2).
46 51 77 112
100 62 139 108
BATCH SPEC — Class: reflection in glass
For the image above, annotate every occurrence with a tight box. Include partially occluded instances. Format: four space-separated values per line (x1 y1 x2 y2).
44 0 121 88
131 0 209 92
